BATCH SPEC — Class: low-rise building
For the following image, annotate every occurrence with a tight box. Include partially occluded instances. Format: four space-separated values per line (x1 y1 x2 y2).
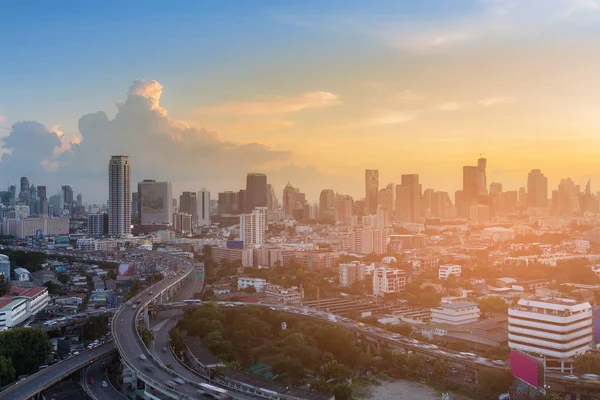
265 284 303 304
431 301 480 325
211 246 253 268
438 264 461 280
0 298 28 329
338 261 367 287
14 268 31 282
372 265 406 297
294 251 339 271
237 277 267 292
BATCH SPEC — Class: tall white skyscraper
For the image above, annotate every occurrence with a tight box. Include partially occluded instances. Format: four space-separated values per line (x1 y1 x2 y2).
239 207 266 247
108 155 131 236
197 189 210 227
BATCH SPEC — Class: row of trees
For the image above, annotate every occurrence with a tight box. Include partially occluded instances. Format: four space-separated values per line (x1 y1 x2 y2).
0 328 52 386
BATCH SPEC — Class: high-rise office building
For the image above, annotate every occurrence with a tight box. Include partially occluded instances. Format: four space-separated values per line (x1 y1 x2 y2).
237 190 246 216
197 189 210 227
395 174 420 222
240 207 267 247
319 189 336 220
365 169 379 215
283 182 297 218
173 212 192 235
557 178 579 217
477 157 487 195
462 166 479 204
62 185 74 213
36 185 48 216
218 191 239 215
19 177 29 205
245 173 268 213
336 194 354 224
88 213 109 236
108 155 131 237
179 192 198 224
266 184 278 211
76 193 83 207
138 180 173 225
527 169 548 208
131 192 140 223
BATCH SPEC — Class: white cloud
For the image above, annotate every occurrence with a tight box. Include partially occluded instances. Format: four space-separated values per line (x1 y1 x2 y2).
436 102 467 111
369 113 415 125
478 96 514 106
199 91 340 116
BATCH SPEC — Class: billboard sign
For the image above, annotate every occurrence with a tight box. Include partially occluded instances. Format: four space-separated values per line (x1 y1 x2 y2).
116 263 134 281
510 350 545 392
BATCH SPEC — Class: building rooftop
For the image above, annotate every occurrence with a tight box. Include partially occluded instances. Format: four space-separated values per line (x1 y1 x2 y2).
436 301 478 309
0 297 26 311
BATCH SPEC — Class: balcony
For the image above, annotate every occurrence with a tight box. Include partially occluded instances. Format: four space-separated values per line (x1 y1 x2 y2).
508 326 593 342
509 333 592 352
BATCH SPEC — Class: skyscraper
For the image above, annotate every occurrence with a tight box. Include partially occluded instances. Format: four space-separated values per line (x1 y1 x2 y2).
395 174 420 222
245 173 268 213
283 182 297 218
179 192 198 224
335 194 353 224
266 184 278 211
527 169 548 208
62 185 74 213
138 180 173 225
365 169 379 215
19 176 30 205
319 189 336 220
76 193 83 207
477 157 487 195
37 185 47 215
240 207 267 247
108 155 131 236
197 189 210 227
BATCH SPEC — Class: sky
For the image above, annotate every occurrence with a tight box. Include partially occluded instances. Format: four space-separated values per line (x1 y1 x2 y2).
2 0 600 203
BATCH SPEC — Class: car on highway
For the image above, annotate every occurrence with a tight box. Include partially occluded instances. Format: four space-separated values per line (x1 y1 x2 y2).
583 374 600 380
174 377 185 385
492 360 505 365
89 378 95 385
145 365 154 372
565 375 578 380
162 346 168 353
139 354 147 361
101 380 108 388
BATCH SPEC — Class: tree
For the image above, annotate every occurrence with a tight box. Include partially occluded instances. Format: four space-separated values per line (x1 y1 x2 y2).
0 328 52 376
479 368 512 395
243 286 257 294
332 383 352 400
0 356 15 386
43 280 60 295
57 273 70 284
574 353 600 374
478 296 509 315
0 275 7 297
137 325 154 347
320 360 353 381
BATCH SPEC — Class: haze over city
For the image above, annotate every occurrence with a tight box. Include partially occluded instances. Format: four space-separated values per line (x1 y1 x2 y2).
3 0 600 202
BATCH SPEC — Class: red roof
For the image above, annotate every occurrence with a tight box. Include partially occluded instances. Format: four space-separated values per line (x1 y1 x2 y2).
239 297 261 303
7 286 47 298
0 298 17 309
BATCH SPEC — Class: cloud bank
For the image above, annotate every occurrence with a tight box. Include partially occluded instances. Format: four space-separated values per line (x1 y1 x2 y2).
0 80 292 199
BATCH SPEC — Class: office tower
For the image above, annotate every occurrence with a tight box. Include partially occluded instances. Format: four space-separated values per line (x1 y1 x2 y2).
488 182 503 215
353 199 365 220
62 185 74 213
462 166 479 205
266 184 278 211
173 212 192 235
197 189 210 227
131 192 140 223
477 157 487 195
283 182 297 218
365 169 379 215
422 189 434 218
395 174 420 222
88 213 109 236
19 176 29 205
138 180 173 225
432 191 452 218
557 178 579 217
37 186 46 203
336 194 354 224
319 189 336 221
218 191 239 215
379 186 394 213
509 297 592 372
29 185 38 215
503 191 518 213
527 169 548 208
245 173 268 213
237 190 246 215
108 155 131 237
76 193 83 206
240 207 267 247
179 191 198 223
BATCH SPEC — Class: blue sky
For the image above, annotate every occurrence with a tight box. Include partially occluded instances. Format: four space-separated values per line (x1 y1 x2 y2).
1 1 600 203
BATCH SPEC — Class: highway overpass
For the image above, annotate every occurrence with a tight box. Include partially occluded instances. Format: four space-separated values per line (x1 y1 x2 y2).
0 341 116 400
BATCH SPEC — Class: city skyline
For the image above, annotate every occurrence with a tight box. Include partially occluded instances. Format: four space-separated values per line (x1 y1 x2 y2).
1 1 600 202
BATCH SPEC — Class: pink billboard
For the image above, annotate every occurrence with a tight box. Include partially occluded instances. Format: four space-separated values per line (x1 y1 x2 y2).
116 263 134 281
510 350 540 389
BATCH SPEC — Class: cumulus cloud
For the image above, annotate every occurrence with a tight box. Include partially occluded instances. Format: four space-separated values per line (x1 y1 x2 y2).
0 121 63 177
478 96 514 106
0 80 292 200
199 91 340 115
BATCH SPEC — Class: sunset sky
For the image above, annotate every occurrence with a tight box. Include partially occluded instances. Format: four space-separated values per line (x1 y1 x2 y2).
1 0 600 202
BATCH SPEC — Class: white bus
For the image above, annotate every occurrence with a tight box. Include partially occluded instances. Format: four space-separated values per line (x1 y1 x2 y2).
197 383 232 399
